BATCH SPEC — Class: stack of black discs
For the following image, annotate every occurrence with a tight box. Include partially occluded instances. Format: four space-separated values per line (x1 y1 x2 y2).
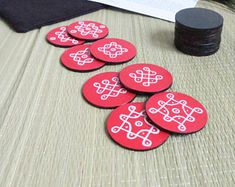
174 8 223 56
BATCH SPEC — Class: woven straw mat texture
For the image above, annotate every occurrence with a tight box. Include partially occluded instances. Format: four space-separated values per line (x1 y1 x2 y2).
0 0 234 187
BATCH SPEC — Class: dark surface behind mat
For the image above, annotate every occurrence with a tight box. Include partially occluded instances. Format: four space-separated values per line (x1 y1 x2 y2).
0 0 105 33
0 0 234 33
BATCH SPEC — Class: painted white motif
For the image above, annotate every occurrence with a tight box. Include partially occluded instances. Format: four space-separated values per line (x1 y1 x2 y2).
69 48 94 65
50 27 79 44
148 93 203 131
111 105 160 147
93 77 127 100
98 42 128 58
70 21 104 38
129 67 163 87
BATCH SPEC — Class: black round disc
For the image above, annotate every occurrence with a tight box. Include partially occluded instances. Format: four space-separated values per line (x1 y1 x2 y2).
174 31 221 46
175 8 223 32
174 40 220 56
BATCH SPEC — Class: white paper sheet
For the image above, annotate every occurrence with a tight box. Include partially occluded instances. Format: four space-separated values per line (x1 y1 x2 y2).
88 0 198 22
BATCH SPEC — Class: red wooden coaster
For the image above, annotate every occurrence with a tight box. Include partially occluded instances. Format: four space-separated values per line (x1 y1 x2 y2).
67 21 109 41
60 44 105 71
47 26 85 47
82 72 136 108
146 92 208 134
107 102 170 150
119 63 173 93
90 38 136 63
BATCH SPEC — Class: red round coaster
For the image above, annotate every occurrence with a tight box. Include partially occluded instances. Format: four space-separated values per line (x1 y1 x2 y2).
90 38 137 63
61 44 105 71
119 63 173 93
82 72 136 108
47 26 85 47
107 102 170 151
146 92 208 134
67 21 109 41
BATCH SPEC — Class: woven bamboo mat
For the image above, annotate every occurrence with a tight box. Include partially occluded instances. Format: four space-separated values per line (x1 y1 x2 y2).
0 1 234 186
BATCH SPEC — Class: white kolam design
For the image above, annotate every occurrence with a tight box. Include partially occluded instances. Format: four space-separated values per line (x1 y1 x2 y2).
93 77 127 100
69 47 94 66
50 27 79 44
70 21 105 38
111 105 160 147
148 93 204 132
98 42 128 58
129 67 163 87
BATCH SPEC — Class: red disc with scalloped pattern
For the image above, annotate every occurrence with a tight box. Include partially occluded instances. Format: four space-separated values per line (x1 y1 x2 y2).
82 72 136 108
107 102 170 150
90 38 136 63
47 26 85 47
119 63 173 93
61 44 105 71
67 21 109 41
146 92 208 134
